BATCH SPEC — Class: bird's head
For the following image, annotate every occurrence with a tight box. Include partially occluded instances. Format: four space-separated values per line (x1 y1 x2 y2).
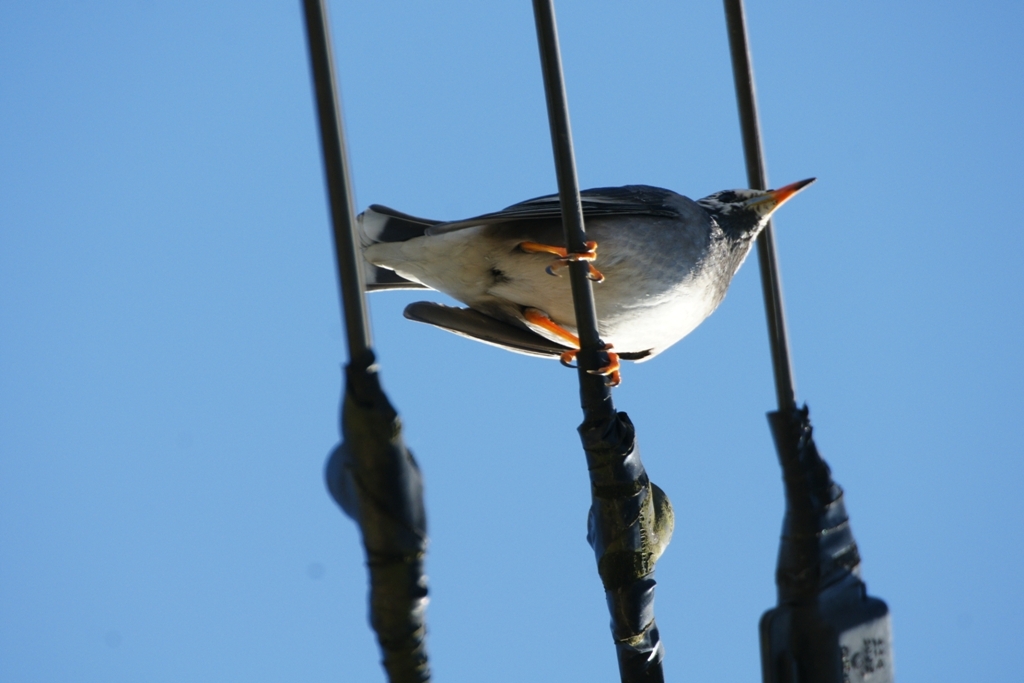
696 177 816 241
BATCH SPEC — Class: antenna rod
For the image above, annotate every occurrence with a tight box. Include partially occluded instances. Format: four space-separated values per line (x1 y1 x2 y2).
532 0 614 420
724 0 796 412
302 0 373 366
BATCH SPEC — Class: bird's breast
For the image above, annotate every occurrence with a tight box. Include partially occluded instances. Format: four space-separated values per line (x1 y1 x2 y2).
485 218 722 355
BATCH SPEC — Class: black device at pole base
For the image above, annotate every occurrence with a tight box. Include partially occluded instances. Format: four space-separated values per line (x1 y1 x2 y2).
759 406 893 683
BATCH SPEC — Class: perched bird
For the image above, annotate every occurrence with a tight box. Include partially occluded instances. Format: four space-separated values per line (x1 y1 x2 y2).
359 178 814 384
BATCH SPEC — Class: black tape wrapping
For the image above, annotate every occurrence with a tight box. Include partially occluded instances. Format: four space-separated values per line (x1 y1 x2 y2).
768 405 861 604
326 358 430 683
581 411 672 683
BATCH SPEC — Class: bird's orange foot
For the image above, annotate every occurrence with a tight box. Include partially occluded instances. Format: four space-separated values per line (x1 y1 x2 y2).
523 308 620 386
558 347 621 387
518 240 605 282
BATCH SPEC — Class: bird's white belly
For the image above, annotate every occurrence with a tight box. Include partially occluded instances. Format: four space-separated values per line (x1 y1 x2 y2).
487 248 721 357
596 280 718 357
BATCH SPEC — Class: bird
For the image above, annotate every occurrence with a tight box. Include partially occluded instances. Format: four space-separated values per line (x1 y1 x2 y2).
358 178 815 384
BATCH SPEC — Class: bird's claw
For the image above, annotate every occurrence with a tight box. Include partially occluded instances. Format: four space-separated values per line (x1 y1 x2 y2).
545 261 605 282
559 346 621 387
523 307 621 386
589 345 621 387
520 240 605 283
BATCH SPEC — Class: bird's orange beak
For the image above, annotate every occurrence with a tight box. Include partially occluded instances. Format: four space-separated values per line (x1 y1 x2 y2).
768 177 817 208
740 177 816 217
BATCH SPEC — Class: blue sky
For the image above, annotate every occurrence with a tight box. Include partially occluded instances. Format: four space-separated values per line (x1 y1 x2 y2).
2 1 1022 681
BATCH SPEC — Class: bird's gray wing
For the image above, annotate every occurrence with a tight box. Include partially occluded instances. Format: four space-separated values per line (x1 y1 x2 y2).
403 302 565 358
425 185 683 235
403 301 653 361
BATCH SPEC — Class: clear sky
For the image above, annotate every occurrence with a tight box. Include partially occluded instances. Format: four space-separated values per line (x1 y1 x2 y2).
2 1 1022 681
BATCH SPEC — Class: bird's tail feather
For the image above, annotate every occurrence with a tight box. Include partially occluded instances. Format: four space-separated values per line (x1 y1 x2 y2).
358 205 438 291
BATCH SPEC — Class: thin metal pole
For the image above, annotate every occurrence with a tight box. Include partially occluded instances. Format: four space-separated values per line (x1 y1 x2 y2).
723 0 796 413
302 0 373 366
533 5 667 683
304 3 431 681
532 0 614 420
722 7 896 681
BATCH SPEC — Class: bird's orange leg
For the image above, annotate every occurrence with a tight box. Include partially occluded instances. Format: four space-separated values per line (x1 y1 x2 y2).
522 307 621 386
523 307 580 347
517 241 605 282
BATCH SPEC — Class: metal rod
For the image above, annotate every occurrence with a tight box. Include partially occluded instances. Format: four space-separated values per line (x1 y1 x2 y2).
723 0 797 413
302 0 373 365
304 6 431 680
531 0 614 419
532 5 667 683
